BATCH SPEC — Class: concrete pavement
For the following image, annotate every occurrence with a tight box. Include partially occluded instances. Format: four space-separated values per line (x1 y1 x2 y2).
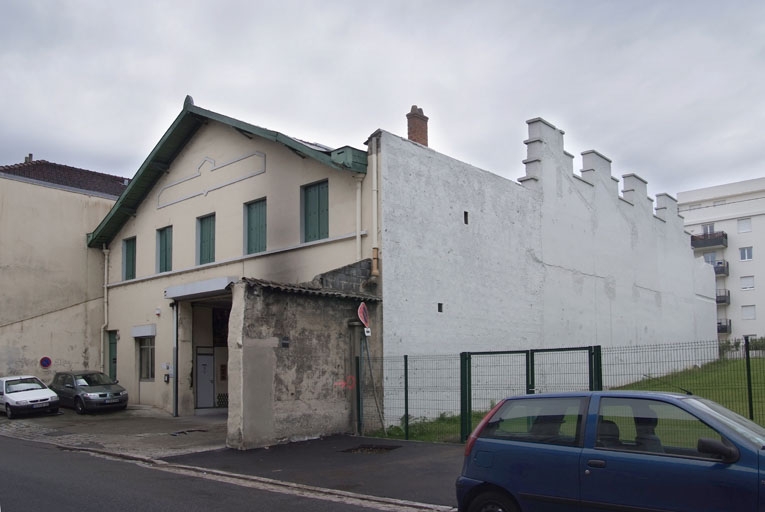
0 406 462 510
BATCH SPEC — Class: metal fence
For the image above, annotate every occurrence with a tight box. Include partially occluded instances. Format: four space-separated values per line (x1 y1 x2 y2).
357 338 765 443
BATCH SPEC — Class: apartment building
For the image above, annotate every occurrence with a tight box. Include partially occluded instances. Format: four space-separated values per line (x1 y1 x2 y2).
678 178 765 341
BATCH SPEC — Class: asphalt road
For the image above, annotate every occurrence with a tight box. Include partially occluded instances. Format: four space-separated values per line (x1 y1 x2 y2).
0 436 434 512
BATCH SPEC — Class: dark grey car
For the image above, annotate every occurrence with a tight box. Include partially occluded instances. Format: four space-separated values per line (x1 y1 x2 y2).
49 371 128 414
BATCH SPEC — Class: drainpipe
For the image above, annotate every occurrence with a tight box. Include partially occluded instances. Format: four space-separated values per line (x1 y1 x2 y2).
370 136 380 277
100 246 110 373
171 301 178 417
355 176 363 261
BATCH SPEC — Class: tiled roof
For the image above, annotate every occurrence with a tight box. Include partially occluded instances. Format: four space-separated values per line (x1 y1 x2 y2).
0 158 129 197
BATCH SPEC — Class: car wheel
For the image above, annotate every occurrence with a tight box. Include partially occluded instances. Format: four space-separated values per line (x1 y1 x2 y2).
5 404 14 420
50 408 59 415
467 491 519 512
74 398 86 415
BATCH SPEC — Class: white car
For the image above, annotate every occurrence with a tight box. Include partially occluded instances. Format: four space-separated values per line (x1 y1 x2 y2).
0 375 59 419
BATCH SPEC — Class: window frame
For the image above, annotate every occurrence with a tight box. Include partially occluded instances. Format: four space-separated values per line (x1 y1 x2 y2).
302 180 329 243
245 198 267 255
122 237 136 280
742 305 756 321
740 276 755 290
156 226 173 273
740 246 753 261
138 337 155 381
197 213 216 265
738 218 752 234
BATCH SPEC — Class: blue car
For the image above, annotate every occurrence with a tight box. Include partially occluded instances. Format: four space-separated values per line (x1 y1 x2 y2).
456 391 765 511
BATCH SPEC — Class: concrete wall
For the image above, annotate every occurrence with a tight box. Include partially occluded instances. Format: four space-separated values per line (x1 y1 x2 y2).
0 177 115 378
227 281 380 449
376 117 716 359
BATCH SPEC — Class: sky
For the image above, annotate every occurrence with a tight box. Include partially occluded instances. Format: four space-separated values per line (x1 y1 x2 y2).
1 0 763 199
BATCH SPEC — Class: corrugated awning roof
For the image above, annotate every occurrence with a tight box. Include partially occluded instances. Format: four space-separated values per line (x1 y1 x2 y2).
87 96 368 248
242 277 380 302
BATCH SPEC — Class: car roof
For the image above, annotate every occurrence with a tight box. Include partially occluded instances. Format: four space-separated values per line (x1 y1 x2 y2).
0 375 39 381
502 390 692 400
55 370 102 375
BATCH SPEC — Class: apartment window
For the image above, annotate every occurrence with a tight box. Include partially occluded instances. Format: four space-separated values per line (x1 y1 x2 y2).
123 237 136 280
740 247 753 261
703 252 716 265
303 180 329 242
157 226 173 273
742 305 756 321
738 218 752 233
741 276 755 290
138 337 155 380
245 199 267 254
702 223 715 235
198 214 216 264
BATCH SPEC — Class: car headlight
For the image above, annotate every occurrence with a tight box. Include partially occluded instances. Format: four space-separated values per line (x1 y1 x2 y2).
15 400 29 405
50 395 59 401
84 393 101 399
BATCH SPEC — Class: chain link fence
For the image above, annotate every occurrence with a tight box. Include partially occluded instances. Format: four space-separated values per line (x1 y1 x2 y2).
358 339 765 443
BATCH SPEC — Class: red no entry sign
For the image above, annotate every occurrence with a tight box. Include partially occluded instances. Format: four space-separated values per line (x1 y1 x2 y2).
357 302 369 328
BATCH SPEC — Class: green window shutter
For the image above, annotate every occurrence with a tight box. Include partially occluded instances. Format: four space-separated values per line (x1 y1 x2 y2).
124 237 136 280
304 181 328 242
158 226 172 273
246 199 267 254
199 214 215 264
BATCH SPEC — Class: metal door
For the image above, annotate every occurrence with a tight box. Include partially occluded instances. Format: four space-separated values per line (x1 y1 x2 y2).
196 353 215 408
108 331 117 380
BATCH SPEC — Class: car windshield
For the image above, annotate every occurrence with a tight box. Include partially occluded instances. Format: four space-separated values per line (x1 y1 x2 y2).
686 397 765 448
75 373 114 386
5 377 46 393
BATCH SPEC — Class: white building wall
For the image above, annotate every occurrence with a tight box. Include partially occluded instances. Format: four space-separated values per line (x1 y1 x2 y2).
377 117 716 361
679 177 765 341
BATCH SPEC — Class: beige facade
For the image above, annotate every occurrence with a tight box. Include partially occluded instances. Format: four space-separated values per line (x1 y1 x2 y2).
0 167 123 380
95 101 374 421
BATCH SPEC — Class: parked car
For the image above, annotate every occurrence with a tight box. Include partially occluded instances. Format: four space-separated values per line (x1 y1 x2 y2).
457 391 765 512
0 375 59 419
49 370 128 414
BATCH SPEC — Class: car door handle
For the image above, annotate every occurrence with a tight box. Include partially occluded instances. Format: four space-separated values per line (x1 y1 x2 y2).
587 459 607 468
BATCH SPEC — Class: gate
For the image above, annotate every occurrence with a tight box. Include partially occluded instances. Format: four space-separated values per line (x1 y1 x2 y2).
459 346 602 441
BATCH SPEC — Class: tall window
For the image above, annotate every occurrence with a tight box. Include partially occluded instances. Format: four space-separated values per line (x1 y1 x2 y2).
157 226 173 273
741 276 755 290
123 237 136 280
702 252 716 265
738 218 752 233
740 247 753 261
303 180 329 242
246 199 267 254
198 214 216 264
138 337 155 380
702 223 715 235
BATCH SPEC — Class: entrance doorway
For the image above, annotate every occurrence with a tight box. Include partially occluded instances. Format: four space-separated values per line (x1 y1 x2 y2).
195 348 215 408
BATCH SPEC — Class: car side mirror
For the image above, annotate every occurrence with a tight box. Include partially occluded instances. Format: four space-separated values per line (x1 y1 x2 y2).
697 437 739 463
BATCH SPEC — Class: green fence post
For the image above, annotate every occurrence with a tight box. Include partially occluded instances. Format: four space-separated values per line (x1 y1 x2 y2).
745 338 754 421
460 352 472 442
589 346 603 391
526 350 535 394
404 355 409 440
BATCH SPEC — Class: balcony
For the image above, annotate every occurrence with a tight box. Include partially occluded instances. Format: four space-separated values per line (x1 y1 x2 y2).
717 319 732 334
713 260 729 277
716 289 730 305
691 231 728 250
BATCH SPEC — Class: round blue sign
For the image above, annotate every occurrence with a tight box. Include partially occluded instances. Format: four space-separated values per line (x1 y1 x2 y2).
40 356 52 368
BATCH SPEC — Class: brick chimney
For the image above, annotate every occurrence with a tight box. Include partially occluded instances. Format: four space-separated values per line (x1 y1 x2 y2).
24 153 33 163
406 105 428 146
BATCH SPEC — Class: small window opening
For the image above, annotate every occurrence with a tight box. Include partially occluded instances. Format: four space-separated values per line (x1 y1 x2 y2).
438 303 444 313
464 211 469 225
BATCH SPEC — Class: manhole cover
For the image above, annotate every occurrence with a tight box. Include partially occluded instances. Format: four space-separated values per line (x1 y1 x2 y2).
342 444 401 454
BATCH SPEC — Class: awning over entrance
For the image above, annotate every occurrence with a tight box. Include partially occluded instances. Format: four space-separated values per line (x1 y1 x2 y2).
164 276 239 301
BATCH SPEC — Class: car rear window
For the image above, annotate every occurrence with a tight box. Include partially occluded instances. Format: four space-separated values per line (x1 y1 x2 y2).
480 396 587 447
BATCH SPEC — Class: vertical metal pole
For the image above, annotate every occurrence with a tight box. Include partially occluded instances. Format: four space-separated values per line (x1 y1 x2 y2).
589 346 603 391
404 355 409 440
356 355 362 434
526 350 535 394
745 338 754 420
460 352 471 442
